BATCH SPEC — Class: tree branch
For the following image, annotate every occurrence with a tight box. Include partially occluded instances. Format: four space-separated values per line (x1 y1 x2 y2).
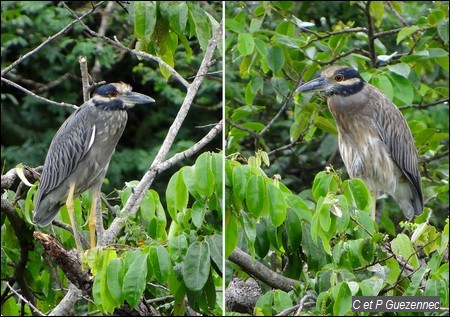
1 77 78 110
100 20 224 246
61 2 190 89
1 1 106 77
228 247 298 292
48 283 82 316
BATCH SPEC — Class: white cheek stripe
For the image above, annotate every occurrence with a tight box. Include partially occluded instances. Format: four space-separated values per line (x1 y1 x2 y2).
88 124 96 151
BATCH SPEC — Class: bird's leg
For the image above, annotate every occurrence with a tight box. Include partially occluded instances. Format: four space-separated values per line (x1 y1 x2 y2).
88 192 98 249
95 193 104 245
66 183 83 252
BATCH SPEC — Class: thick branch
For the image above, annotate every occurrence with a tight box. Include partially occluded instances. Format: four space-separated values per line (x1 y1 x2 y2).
228 247 298 292
33 232 92 294
48 283 82 316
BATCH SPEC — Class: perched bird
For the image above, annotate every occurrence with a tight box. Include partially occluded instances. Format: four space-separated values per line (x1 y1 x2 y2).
34 82 155 249
296 66 423 219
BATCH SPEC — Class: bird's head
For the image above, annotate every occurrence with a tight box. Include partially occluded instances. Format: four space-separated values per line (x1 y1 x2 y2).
92 82 155 110
296 66 365 97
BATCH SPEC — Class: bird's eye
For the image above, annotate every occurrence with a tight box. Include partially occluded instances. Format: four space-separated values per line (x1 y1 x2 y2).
108 92 118 98
334 74 344 82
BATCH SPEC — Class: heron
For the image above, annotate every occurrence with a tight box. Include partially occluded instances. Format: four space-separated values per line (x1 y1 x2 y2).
33 82 155 250
296 66 423 220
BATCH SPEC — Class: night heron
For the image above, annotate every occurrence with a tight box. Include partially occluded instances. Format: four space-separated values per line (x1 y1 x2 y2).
296 66 423 220
33 82 155 250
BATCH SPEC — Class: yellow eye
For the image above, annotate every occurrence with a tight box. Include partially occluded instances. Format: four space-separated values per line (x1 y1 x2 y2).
334 74 344 82
108 91 118 98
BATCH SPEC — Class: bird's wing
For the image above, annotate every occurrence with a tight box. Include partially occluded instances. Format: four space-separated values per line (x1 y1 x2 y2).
372 87 423 201
38 105 96 197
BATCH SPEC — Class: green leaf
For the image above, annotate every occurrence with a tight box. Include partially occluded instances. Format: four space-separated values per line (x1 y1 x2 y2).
183 241 211 291
182 166 202 202
438 19 449 43
241 210 256 255
266 46 284 74
151 190 167 240
369 1 384 28
238 33 255 56
389 73 414 105
312 171 338 202
396 26 419 44
225 212 238 257
285 208 302 250
169 2 188 34
168 234 188 262
387 63 410 78
122 253 148 308
191 200 206 228
267 183 287 227
150 246 172 284
250 17 264 33
188 7 210 51
255 291 274 316
343 178 372 212
273 290 292 312
391 234 420 269
106 258 124 306
245 175 265 217
386 257 400 285
134 2 157 45
175 170 189 213
359 238 374 263
404 268 428 295
195 152 215 197
333 282 352 315
232 165 251 201
140 190 155 222
25 183 37 225
99 250 118 313
314 115 337 135
166 172 179 222
317 196 331 232
206 234 222 275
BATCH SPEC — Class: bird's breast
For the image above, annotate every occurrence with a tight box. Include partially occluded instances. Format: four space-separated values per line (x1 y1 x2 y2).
335 116 400 193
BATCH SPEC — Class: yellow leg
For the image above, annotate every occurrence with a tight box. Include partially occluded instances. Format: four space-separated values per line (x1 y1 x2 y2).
66 183 83 252
88 192 98 249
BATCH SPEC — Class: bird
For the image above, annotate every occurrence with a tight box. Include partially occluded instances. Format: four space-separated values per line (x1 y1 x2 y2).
296 66 423 220
33 82 155 250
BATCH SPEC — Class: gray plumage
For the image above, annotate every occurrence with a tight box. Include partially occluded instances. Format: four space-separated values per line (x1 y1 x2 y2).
297 66 423 219
34 82 155 226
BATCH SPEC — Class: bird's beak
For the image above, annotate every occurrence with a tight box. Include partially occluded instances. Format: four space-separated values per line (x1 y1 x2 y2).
296 76 329 93
120 92 155 106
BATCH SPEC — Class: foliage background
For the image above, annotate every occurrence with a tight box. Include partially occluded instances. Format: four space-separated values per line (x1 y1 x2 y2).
225 1 449 315
2 1 223 316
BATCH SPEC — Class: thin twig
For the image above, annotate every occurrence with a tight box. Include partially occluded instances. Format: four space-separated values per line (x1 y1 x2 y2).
79 56 91 102
399 98 449 110
61 2 190 89
420 150 449 164
1 1 106 76
5 283 44 316
386 1 409 27
1 77 78 110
